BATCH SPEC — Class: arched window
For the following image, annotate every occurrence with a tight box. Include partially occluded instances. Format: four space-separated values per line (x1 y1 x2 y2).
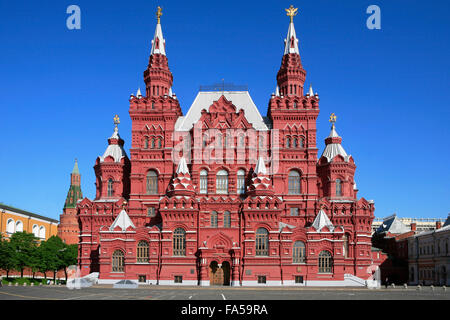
137 241 149 263
288 170 301 194
15 220 23 232
32 224 39 237
146 170 158 194
237 169 246 194
203 133 209 148
112 250 125 272
107 179 114 197
299 137 305 148
293 241 306 263
293 137 298 148
255 228 269 256
318 251 333 273
157 137 162 149
39 226 46 239
286 136 291 148
224 211 231 228
336 179 342 197
144 137 149 149
259 135 264 149
216 170 228 194
211 211 218 228
199 169 208 194
151 137 155 149
173 228 186 256
216 133 222 147
238 134 245 147
6 219 14 234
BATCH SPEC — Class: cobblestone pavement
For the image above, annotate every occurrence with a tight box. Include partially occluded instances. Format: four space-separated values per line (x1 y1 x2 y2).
0 285 448 300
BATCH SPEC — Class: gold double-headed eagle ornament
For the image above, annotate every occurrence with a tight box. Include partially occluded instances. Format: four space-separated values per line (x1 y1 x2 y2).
285 5 298 23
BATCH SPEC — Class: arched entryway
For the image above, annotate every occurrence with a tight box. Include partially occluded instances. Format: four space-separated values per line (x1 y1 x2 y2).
209 261 231 286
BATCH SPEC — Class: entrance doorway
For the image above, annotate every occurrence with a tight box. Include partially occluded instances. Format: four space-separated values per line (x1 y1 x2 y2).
209 261 231 286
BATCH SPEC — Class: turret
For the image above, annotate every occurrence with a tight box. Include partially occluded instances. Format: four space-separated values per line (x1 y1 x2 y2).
94 115 131 200
317 113 357 199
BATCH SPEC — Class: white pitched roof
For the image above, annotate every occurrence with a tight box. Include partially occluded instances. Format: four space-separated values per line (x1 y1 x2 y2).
99 127 128 163
284 22 299 55
110 209 135 231
175 91 269 131
150 22 166 55
312 209 335 232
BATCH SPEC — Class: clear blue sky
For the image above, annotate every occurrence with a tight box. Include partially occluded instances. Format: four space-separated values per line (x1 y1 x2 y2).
0 0 449 221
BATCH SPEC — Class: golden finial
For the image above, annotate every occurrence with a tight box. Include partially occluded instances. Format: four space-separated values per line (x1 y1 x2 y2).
156 6 163 24
113 114 120 127
329 113 337 128
285 5 298 23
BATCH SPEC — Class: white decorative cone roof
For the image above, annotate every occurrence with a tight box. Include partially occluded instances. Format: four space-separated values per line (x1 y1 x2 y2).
176 157 189 174
284 22 300 55
312 209 335 232
308 85 314 97
255 157 267 175
110 209 135 231
151 22 166 55
137 88 142 96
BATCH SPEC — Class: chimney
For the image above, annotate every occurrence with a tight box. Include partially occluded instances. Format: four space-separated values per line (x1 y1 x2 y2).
436 221 442 230
411 223 416 231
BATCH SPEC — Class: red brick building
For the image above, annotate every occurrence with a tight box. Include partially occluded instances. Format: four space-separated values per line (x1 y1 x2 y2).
77 7 379 286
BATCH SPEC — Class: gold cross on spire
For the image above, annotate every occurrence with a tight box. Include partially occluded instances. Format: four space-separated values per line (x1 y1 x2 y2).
285 5 298 23
156 6 163 24
113 114 120 127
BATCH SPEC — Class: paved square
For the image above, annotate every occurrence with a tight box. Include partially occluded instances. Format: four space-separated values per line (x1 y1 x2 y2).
0 285 448 300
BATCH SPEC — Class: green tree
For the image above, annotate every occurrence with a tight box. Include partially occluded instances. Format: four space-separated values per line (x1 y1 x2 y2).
39 236 64 283
0 237 17 278
9 232 38 278
60 243 78 281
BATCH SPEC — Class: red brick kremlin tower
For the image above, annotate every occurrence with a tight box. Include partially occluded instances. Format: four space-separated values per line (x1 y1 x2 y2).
76 6 379 286
58 159 83 244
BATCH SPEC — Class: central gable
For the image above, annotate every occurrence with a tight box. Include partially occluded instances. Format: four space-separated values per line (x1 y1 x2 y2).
175 91 270 131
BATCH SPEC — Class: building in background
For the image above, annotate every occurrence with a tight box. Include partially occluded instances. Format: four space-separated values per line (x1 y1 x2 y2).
58 159 83 244
0 203 58 240
372 213 448 285
372 216 445 234
408 214 450 286
77 6 379 287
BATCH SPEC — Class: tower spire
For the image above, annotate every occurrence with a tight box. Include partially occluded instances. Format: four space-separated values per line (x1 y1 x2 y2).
276 5 306 97
144 6 173 97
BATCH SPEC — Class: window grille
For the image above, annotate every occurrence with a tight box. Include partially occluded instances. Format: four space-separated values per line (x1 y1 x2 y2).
146 171 158 194
293 241 305 263
255 228 269 256
288 171 301 194
112 250 125 272
173 228 186 256
137 241 149 263
318 251 333 273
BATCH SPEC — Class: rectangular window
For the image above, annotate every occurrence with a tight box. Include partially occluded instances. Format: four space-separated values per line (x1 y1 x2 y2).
290 207 299 216
147 207 156 217
295 276 304 284
257 276 266 284
138 275 146 283
174 276 183 283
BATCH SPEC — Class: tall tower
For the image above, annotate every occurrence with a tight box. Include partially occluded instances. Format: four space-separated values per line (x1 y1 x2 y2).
58 159 83 244
268 6 320 222
128 6 182 223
